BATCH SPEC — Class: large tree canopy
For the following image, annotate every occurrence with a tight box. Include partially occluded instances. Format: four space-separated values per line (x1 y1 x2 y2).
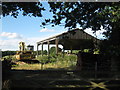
1 2 120 56
47 2 120 36
2 2 45 18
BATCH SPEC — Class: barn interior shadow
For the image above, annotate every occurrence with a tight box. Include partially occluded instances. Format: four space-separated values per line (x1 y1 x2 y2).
19 59 40 64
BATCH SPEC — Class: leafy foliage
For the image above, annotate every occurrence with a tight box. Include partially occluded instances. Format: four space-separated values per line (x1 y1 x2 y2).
36 54 77 70
45 2 119 31
36 55 56 69
49 46 62 55
36 55 49 64
34 50 47 55
2 55 16 62
2 2 45 18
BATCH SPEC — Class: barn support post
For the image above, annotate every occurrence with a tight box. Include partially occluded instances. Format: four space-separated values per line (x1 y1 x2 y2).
47 41 50 57
55 38 59 55
37 44 39 57
41 43 43 56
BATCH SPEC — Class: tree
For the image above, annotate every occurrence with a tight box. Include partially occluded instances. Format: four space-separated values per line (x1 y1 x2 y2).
47 2 120 31
50 46 62 55
2 2 45 18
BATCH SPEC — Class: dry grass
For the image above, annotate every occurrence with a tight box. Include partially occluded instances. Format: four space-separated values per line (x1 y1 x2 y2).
12 60 76 70
43 60 76 70
12 54 77 70
12 63 41 70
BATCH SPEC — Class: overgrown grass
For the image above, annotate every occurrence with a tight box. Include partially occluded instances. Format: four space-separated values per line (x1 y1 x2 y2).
12 54 77 70
37 54 77 70
12 63 41 70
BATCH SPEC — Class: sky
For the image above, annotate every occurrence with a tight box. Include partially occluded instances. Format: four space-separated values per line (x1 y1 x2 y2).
0 2 105 51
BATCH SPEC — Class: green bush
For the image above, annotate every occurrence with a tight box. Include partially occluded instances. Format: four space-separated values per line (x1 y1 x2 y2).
36 54 77 70
36 55 57 64
36 55 48 63
2 55 16 62
2 55 12 60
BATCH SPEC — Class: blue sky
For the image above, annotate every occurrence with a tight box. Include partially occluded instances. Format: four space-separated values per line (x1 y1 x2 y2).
0 2 68 51
0 2 105 51
2 2 66 37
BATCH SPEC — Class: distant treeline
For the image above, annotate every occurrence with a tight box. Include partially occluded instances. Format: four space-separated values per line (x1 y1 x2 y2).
2 51 16 57
1 47 62 57
1 50 48 57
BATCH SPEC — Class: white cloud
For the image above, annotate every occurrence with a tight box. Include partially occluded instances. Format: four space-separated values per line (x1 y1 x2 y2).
0 32 22 39
39 28 55 32
0 39 20 51
0 35 48 51
0 32 24 51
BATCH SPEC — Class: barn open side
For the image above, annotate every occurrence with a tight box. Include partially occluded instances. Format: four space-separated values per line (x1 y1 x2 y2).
37 28 101 56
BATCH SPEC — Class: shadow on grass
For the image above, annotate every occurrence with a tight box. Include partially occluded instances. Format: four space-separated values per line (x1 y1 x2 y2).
19 59 40 64
4 60 120 89
9 69 120 89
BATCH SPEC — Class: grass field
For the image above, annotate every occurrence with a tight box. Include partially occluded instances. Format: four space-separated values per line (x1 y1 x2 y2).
12 54 77 70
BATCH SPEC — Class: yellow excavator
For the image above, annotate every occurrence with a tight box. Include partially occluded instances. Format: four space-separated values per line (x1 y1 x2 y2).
15 42 35 60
